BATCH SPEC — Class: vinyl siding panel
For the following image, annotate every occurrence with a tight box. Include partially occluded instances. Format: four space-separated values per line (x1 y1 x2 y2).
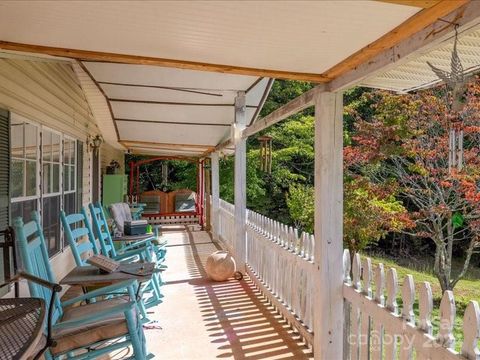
0 58 100 296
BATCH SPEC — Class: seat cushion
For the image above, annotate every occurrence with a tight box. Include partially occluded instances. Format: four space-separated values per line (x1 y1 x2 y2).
174 193 196 212
51 298 135 355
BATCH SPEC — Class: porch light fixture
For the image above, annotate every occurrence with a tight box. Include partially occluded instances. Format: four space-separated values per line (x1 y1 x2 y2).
87 134 104 154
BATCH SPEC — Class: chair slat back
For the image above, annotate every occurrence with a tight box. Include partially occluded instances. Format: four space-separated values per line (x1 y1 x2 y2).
61 208 99 266
89 202 117 258
14 212 63 322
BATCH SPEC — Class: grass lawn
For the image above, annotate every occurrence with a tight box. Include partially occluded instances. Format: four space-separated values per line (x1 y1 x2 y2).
367 255 480 351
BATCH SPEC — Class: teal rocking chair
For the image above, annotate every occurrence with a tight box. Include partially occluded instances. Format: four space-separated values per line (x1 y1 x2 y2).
14 212 148 360
61 207 146 265
88 203 164 311
87 204 152 263
60 207 163 320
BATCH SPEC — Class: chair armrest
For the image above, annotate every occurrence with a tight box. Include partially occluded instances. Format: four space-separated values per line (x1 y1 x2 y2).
61 279 137 307
114 247 147 261
121 239 153 252
54 301 136 332
0 271 62 293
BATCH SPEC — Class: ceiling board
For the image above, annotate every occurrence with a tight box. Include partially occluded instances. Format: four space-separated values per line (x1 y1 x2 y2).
101 84 236 105
117 121 229 146
110 102 256 125
83 62 258 90
0 1 420 74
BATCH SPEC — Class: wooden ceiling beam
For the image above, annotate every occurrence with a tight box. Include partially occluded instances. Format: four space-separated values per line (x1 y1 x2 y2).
115 118 230 127
119 139 214 150
375 0 442 8
0 41 329 83
132 147 204 154
323 0 470 83
329 0 480 91
215 138 234 152
109 98 256 107
243 86 322 138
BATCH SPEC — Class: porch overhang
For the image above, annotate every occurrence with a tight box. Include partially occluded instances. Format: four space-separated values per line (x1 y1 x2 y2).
1 1 477 156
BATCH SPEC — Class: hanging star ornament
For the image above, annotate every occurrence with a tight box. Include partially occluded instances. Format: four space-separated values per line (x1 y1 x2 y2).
427 27 466 113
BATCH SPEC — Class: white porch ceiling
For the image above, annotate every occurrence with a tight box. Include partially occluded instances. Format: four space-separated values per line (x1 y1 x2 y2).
79 62 270 156
0 1 420 74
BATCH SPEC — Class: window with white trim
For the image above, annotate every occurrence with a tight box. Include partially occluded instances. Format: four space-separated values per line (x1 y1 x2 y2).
42 128 62 255
10 115 82 256
63 137 78 246
10 116 39 224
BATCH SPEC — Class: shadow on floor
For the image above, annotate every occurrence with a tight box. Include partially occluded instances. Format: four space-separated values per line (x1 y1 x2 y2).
185 228 313 360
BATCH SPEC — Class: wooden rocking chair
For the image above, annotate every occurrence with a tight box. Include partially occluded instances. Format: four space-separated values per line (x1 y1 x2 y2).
13 212 149 360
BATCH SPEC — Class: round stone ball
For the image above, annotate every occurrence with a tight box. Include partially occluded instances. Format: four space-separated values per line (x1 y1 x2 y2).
205 251 236 281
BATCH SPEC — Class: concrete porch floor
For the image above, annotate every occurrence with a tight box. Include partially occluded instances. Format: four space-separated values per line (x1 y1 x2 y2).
127 226 313 360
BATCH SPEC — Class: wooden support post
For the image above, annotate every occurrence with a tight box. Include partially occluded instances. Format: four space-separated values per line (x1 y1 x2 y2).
313 91 344 359
205 158 211 232
234 91 247 271
211 152 220 241
200 160 205 229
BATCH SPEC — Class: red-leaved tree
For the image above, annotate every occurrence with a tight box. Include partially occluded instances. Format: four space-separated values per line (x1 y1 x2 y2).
345 81 480 292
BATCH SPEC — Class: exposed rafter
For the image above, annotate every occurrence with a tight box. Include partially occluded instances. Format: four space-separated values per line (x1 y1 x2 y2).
323 0 469 83
242 86 322 138
115 118 230 127
119 139 214 151
0 41 329 83
330 0 480 91
108 98 256 108
375 0 442 9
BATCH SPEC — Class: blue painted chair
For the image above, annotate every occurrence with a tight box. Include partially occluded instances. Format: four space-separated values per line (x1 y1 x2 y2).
88 203 152 263
61 207 162 319
14 212 148 360
59 208 99 266
88 203 164 310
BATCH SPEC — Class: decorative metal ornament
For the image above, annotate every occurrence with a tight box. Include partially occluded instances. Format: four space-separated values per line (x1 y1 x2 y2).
427 26 466 113
258 135 273 174
427 25 467 172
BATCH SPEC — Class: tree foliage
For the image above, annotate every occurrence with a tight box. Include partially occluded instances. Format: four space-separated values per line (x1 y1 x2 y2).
346 81 480 292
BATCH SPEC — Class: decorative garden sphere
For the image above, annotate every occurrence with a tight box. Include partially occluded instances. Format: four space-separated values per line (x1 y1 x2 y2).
206 251 236 281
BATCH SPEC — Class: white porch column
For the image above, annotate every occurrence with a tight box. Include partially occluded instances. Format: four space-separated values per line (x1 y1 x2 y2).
234 91 247 271
313 91 344 359
211 151 220 241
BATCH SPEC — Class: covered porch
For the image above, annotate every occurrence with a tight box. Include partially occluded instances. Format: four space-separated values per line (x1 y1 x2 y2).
142 226 312 360
1 1 480 359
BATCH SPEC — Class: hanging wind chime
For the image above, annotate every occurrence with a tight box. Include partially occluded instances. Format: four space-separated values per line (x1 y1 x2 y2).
427 25 467 173
258 135 273 174
161 162 168 190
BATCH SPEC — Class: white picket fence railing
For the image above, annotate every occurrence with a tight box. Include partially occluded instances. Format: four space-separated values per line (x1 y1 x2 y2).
343 250 480 360
218 199 235 251
217 199 316 345
216 199 480 359
246 209 316 343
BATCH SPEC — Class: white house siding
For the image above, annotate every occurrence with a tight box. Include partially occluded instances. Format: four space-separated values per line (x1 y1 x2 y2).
0 57 101 295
